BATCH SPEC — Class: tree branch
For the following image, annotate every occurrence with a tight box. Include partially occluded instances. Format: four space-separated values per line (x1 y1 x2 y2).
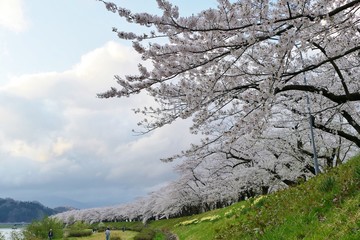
314 122 360 147
274 84 360 103
312 42 351 97
340 109 360 134
282 45 360 80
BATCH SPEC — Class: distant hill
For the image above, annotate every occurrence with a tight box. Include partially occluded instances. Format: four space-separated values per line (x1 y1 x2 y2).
0 198 75 223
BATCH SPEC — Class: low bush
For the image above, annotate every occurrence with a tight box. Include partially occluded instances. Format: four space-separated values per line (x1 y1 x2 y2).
134 228 156 240
23 217 63 240
67 229 93 237
128 224 144 232
96 222 106 232
68 221 92 230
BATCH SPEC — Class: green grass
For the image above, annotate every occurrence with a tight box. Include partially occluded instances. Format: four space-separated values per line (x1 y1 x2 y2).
143 155 360 239
66 230 138 240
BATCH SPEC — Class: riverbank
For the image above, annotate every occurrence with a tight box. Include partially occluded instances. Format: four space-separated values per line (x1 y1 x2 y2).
0 223 28 228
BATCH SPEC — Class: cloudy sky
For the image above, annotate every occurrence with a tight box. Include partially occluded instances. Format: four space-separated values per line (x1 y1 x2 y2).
0 0 216 209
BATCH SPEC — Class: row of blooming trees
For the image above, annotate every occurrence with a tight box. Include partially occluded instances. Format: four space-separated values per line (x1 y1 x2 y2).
54 0 360 223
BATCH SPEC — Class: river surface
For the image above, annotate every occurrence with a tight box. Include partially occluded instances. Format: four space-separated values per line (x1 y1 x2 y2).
0 228 23 240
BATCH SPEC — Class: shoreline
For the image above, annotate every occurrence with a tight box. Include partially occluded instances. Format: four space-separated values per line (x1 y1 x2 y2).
0 223 28 228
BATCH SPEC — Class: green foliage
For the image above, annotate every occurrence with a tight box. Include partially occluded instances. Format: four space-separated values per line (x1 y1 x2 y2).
96 222 106 232
67 229 93 237
23 216 63 240
319 176 337 192
65 221 93 238
61 230 138 240
126 223 145 232
354 165 360 182
92 221 144 232
68 221 92 231
133 228 156 240
153 232 166 240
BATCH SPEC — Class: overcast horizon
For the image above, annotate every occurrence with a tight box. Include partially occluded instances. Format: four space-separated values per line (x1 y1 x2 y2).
0 0 216 209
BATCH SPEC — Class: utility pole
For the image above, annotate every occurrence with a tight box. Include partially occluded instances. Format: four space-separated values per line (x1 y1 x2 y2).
299 50 320 175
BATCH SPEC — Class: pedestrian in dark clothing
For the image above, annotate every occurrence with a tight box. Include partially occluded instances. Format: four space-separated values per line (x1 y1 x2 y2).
48 229 53 240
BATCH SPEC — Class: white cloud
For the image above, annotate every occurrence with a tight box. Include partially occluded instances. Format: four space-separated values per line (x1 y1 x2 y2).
5 139 50 162
0 41 141 161
0 0 28 32
0 41 196 208
1 72 60 99
52 137 74 156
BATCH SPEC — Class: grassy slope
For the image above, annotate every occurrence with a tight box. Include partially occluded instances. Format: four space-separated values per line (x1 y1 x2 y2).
148 155 360 240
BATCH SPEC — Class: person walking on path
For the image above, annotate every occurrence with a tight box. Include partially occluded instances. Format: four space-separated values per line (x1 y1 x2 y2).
48 229 53 240
105 227 111 240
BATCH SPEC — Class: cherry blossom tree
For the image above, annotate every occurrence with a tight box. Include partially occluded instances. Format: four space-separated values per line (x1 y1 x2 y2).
98 0 360 163
53 0 360 223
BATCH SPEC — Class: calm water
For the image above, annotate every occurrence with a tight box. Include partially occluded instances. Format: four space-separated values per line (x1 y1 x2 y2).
0 228 23 240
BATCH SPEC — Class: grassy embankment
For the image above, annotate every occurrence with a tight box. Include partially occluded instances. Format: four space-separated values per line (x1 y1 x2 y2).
145 155 360 239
